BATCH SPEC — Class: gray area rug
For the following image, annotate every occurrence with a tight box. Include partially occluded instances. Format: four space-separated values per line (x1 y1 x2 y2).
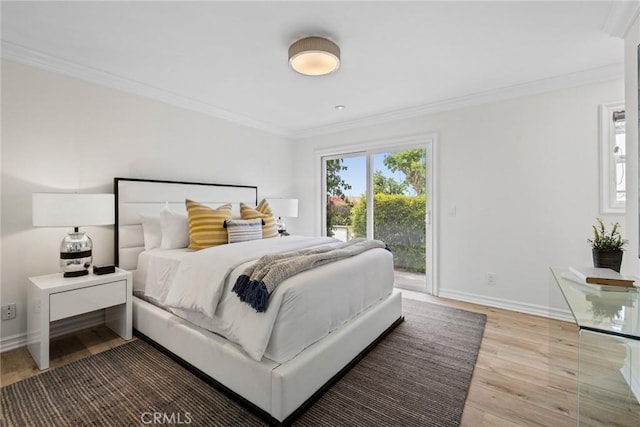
1 299 486 426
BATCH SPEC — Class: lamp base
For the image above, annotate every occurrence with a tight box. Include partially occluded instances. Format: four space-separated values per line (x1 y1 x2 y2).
60 230 93 277
63 270 89 278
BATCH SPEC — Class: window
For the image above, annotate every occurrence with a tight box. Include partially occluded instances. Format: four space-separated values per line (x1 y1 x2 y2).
600 102 625 213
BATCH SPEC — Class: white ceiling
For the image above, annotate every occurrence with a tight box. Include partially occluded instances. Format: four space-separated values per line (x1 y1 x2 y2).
1 1 635 138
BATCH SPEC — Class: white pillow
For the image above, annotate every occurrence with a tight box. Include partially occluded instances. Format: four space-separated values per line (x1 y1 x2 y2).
139 214 161 250
160 207 189 249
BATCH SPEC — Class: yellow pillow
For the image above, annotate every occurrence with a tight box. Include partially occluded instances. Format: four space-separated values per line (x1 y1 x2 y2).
240 199 278 239
185 199 232 250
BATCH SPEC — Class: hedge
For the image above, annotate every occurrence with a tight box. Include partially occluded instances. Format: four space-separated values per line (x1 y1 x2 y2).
351 194 426 273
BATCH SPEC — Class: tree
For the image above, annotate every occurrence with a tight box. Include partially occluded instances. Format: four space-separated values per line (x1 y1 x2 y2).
325 159 351 199
325 159 352 237
373 170 407 195
331 201 353 226
383 149 426 195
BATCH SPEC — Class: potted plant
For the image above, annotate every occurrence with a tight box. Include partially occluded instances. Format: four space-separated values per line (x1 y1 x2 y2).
588 218 627 272
586 294 626 327
590 301 623 319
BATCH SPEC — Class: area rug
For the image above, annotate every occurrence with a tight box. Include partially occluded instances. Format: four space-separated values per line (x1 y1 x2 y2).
1 299 486 427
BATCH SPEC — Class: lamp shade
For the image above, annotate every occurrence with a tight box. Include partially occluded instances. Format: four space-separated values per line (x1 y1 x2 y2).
288 37 340 76
265 198 298 218
32 193 115 227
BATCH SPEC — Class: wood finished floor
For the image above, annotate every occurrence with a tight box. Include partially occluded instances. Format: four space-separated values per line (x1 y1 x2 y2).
1 295 638 426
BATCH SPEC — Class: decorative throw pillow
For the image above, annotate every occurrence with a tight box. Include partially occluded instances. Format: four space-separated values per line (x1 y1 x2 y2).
240 199 278 239
185 199 232 250
139 214 162 250
225 219 264 244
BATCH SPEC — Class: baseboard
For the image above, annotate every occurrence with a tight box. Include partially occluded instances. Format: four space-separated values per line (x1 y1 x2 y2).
0 311 105 353
437 289 574 322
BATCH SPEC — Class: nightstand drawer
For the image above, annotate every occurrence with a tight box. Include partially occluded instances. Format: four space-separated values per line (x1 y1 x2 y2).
49 280 127 321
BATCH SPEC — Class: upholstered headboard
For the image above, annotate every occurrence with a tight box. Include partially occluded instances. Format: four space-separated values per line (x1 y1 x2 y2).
114 178 258 271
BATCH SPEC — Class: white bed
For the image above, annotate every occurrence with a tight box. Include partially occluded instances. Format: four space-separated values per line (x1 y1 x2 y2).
114 177 403 425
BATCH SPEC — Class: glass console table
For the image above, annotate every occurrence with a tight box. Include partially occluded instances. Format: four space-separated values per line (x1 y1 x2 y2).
551 268 640 426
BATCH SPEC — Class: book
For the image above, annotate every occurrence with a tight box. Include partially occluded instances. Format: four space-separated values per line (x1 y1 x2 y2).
561 272 637 292
567 267 636 288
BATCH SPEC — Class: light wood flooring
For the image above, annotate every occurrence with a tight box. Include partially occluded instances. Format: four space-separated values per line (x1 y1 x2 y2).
0 325 132 387
2 294 639 426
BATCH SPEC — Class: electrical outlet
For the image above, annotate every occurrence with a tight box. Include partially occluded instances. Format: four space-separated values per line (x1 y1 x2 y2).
487 273 497 286
1 303 16 320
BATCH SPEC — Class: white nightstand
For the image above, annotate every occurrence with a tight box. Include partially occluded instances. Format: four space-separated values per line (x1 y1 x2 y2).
27 268 132 370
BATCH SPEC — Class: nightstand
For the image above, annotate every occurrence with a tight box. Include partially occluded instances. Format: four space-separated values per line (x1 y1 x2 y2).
27 268 132 370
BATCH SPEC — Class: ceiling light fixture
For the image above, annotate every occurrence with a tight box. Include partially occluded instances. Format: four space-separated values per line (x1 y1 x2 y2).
288 36 340 76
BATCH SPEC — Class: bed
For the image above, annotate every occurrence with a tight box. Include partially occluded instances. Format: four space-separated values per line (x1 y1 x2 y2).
114 177 403 425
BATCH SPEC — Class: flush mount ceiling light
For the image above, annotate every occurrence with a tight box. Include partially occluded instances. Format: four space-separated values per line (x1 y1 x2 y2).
288 36 340 76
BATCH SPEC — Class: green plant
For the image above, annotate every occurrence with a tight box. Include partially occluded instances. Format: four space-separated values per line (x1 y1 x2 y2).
590 301 623 320
351 194 426 272
588 218 627 251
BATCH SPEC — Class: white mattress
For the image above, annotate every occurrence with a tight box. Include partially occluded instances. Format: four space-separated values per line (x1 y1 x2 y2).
134 239 394 363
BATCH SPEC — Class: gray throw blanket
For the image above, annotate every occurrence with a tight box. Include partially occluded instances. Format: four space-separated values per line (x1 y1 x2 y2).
232 238 388 312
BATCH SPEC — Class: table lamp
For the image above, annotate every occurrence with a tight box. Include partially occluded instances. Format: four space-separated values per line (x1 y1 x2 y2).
32 193 115 277
265 198 298 235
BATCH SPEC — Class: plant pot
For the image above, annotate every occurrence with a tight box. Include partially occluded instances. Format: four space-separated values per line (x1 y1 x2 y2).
592 249 623 272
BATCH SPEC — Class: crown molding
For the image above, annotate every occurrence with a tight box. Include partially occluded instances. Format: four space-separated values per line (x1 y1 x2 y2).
1 41 293 138
602 0 640 38
295 63 624 139
2 41 624 141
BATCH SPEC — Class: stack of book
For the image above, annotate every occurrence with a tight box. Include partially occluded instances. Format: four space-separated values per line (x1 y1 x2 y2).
565 267 637 292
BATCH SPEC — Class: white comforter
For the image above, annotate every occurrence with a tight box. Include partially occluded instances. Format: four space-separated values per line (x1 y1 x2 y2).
160 236 394 362
164 236 336 316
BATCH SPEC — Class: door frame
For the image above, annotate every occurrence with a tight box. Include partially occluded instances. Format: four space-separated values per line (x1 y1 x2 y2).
317 133 438 295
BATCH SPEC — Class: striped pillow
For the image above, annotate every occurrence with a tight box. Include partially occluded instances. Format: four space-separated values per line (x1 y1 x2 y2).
240 199 278 239
225 219 264 243
185 199 232 250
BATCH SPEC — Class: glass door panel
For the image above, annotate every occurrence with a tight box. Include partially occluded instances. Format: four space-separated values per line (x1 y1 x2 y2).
372 149 427 291
324 155 366 242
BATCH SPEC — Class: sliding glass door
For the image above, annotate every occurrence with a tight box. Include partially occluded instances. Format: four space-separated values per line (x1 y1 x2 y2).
322 144 432 293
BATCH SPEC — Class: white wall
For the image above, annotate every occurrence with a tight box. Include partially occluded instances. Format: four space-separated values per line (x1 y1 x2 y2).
0 56 631 346
624 12 640 403
294 79 625 317
0 60 295 344
625 14 640 278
